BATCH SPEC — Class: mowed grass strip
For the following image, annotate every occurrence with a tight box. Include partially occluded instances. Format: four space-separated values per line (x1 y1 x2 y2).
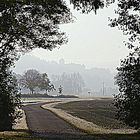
0 131 46 140
55 99 130 129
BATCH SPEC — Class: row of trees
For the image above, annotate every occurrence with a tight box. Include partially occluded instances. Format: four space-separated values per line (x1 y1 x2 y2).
18 70 85 95
51 73 85 94
19 69 55 94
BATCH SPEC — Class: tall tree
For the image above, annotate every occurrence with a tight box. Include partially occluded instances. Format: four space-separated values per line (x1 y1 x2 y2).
114 52 140 129
20 69 41 94
111 0 140 129
39 73 55 93
0 70 21 131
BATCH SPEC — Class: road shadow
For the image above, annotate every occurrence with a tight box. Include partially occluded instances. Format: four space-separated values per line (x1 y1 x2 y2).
28 130 140 140
1 129 140 140
93 133 140 140
29 130 104 140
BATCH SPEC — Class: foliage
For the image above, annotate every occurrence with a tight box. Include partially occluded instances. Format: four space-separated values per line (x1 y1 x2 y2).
70 0 104 13
0 0 116 132
110 0 140 49
0 69 21 131
0 0 72 58
20 69 41 94
0 40 21 131
0 0 115 132
0 0 116 64
114 52 140 129
38 73 55 93
110 0 140 129
19 69 54 94
0 0 72 131
70 0 115 14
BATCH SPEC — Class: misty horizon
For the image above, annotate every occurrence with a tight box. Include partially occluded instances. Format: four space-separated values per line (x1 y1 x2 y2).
13 55 117 96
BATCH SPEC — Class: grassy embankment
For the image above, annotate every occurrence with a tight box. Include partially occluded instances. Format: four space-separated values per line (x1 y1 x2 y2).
54 99 140 140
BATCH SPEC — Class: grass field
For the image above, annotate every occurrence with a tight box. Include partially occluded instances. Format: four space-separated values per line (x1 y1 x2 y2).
1 98 140 140
0 131 32 140
54 99 140 139
0 130 48 140
55 99 130 129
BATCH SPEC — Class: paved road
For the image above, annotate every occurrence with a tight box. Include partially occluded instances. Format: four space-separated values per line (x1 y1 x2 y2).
23 102 104 140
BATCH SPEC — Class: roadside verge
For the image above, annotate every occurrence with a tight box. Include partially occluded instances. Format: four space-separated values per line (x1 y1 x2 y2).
42 101 136 135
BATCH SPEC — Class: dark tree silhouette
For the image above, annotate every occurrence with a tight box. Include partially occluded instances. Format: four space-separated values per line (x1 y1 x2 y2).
114 52 140 129
20 69 42 94
0 70 21 131
39 73 55 93
110 0 140 49
58 85 63 95
0 0 72 131
0 0 72 58
0 0 114 131
111 0 140 129
70 0 104 13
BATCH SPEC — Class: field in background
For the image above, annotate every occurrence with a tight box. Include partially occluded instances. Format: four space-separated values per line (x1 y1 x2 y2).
55 99 130 129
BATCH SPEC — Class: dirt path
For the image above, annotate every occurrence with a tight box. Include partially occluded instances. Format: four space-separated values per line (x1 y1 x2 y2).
23 102 104 140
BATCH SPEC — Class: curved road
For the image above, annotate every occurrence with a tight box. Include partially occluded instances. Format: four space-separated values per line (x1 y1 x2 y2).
23 102 104 140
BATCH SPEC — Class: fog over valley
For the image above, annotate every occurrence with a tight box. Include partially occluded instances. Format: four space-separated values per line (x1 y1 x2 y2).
14 55 118 96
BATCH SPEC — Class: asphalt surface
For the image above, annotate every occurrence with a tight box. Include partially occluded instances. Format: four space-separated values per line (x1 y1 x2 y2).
23 102 105 140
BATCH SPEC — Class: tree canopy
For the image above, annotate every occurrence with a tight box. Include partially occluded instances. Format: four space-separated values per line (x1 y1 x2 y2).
70 0 104 13
110 0 140 49
2 0 140 131
20 69 41 94
0 0 72 61
0 0 112 131
39 73 55 93
114 52 140 129
111 0 140 129
0 0 115 62
0 70 21 131
19 69 54 94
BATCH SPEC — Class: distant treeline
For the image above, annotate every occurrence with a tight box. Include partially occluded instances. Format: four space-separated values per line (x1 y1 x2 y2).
51 72 85 95
16 69 85 95
14 56 118 96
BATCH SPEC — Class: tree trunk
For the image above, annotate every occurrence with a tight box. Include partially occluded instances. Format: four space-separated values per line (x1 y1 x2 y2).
30 89 34 94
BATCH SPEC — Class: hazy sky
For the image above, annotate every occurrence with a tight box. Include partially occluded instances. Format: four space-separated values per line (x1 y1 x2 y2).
26 1 129 72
